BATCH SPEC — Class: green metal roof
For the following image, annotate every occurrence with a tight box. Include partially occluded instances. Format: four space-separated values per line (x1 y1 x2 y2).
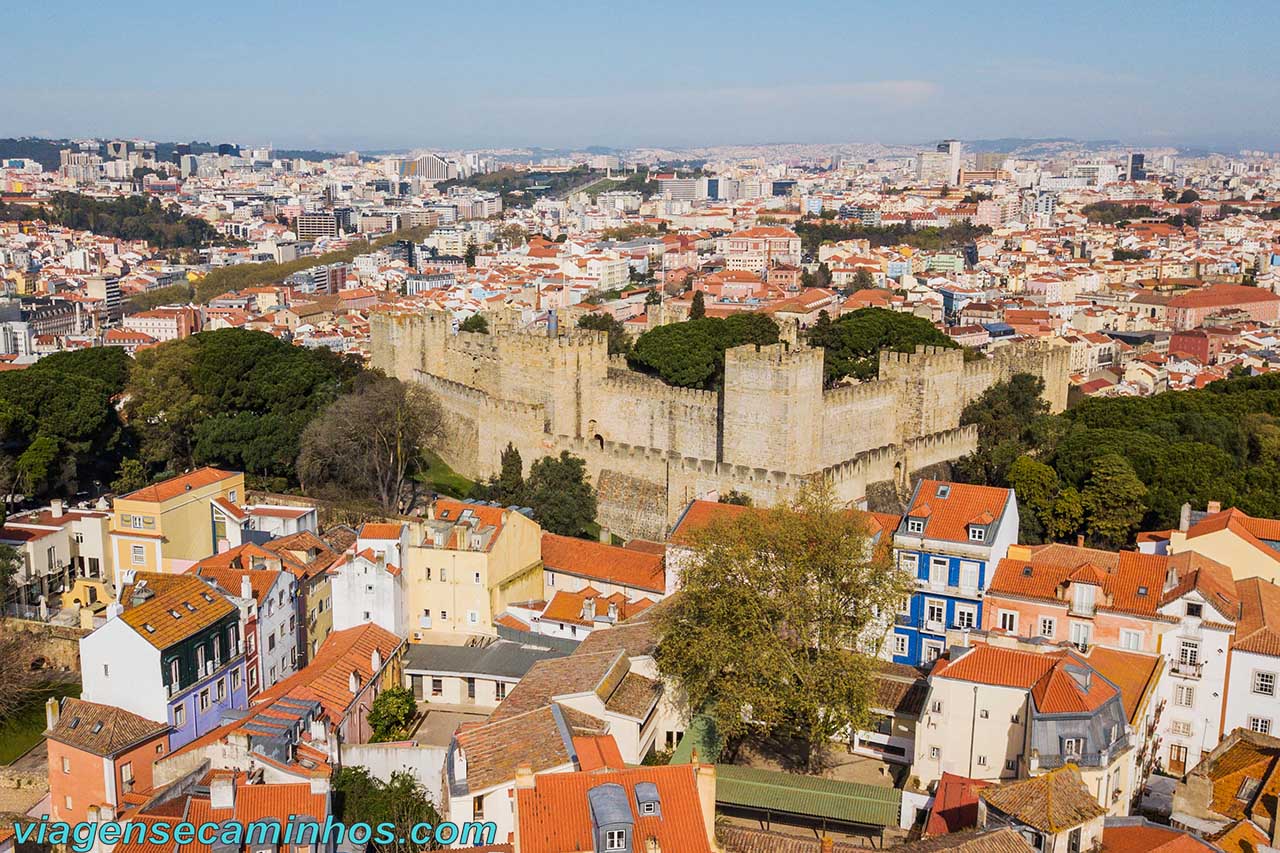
668 714 723 765
714 765 902 828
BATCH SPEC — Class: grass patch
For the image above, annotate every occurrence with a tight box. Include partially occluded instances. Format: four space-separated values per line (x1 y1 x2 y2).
0 681 79 764
420 451 475 499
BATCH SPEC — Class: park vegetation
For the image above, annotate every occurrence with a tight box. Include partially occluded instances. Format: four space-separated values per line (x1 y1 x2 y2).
794 219 991 257
470 444 597 537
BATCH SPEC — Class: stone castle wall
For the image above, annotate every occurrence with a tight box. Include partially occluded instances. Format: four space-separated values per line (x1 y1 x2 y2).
371 309 1069 538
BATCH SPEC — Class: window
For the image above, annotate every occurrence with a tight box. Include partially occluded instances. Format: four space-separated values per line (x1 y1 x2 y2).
968 526 986 542
1180 640 1200 666
605 830 626 851
546 572 554 586
431 678 443 697
998 610 1018 632
1175 684 1195 707
925 600 946 630
215 679 225 701
61 757 70 773
976 755 988 767
198 689 210 711
1068 828 1082 853
1253 671 1276 697
466 677 476 699
496 681 507 701
979 709 990 719
473 572 482 585
231 668 241 689
440 567 448 582
929 558 948 588
131 516 143 529
65 796 73 810
467 611 479 625
174 705 185 727
1249 717 1273 735
907 518 924 534
1062 737 1083 758
1186 602 1203 618
168 658 179 687
1005 759 1018 771
900 553 919 574
931 700 943 714
640 802 657 816
1038 616 1056 639
473 795 485 821
955 604 977 629
131 544 145 565
893 634 908 658
1120 629 1142 651
1070 621 1092 650
923 641 943 663
1071 583 1096 616
1171 720 1193 737
959 561 980 592
929 746 941 760
440 610 449 621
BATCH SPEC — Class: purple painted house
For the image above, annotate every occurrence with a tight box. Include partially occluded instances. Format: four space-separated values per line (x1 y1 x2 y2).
79 571 249 749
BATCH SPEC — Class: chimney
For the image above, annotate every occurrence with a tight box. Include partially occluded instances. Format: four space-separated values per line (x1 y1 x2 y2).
50 499 64 519
695 763 716 846
1179 502 1192 531
514 762 535 790
45 697 60 731
598 526 611 544
582 597 595 621
821 838 834 853
1076 534 1085 547
209 774 235 810
1007 543 1033 561
105 601 124 621
240 575 252 601
1206 500 1222 514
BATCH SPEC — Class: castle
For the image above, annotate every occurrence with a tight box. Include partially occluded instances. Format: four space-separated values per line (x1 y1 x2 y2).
371 309 1070 540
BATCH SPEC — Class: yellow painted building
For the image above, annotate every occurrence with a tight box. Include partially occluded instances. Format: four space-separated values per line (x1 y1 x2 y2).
1166 505 1280 585
110 468 246 581
404 499 543 642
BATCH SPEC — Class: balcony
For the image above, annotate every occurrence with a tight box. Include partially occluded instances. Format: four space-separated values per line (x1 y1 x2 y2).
1170 660 1203 679
923 619 945 634
1032 734 1130 770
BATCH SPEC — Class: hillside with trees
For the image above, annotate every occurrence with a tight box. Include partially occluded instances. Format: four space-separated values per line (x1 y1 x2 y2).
0 192 223 249
954 372 1280 547
794 218 991 256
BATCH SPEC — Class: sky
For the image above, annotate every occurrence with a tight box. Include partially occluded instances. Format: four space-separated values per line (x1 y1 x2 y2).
5 0 1279 153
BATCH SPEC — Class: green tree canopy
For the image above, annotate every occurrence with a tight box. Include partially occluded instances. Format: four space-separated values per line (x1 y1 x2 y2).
577 312 631 356
689 289 706 319
368 685 417 742
459 314 489 334
126 328 361 482
656 479 912 769
332 766 448 853
523 451 596 537
628 313 780 389
807 307 959 385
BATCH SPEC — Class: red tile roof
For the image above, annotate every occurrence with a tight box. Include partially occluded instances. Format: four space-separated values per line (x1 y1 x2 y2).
120 467 239 504
541 533 665 593
515 764 713 853
926 772 992 836
902 480 1013 543
1234 577 1280 657
933 645 1118 714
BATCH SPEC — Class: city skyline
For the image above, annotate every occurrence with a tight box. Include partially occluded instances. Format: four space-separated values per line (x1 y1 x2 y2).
6 0 1279 152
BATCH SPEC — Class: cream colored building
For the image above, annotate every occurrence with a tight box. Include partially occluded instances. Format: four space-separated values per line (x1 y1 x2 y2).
109 468 246 581
404 499 543 642
1167 503 1280 585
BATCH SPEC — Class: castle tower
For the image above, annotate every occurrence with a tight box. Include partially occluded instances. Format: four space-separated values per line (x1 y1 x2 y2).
369 308 451 381
877 345 967 441
721 343 824 473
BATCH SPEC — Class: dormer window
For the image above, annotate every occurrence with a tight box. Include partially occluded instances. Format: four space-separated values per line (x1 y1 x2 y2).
605 830 626 851
1186 602 1203 618
639 802 656 816
907 518 925 535
936 484 951 499
968 526 985 542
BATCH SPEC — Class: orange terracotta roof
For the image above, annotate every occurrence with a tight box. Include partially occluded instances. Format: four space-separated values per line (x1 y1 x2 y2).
1104 821 1218 853
571 734 625 771
358 522 403 540
514 764 713 853
1234 577 1280 657
541 533 665 593
254 623 402 724
120 467 239 504
902 480 1012 543
118 572 236 649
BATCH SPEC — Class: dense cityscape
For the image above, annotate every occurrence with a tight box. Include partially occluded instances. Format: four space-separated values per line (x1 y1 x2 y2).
4 4 1280 853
